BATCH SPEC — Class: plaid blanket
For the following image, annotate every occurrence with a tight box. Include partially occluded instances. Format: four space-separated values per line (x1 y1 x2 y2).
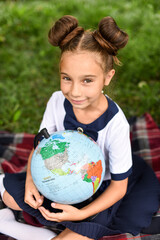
0 113 160 240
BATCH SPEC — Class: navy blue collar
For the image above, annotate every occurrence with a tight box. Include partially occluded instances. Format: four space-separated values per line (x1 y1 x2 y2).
64 96 119 141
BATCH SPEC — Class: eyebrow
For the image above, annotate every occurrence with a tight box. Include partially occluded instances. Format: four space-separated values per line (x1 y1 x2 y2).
60 72 97 78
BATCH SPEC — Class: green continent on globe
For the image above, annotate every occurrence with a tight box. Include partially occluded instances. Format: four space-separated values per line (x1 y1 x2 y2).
40 139 70 160
37 139 70 172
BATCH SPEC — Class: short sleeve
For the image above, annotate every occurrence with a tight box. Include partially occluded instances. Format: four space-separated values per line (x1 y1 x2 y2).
107 117 132 180
39 93 57 134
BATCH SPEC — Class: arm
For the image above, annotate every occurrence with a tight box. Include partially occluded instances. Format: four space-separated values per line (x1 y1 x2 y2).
24 149 44 209
38 178 128 222
25 93 57 209
81 178 128 219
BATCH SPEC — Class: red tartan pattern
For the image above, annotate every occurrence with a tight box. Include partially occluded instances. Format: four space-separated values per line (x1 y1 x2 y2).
0 133 34 174
130 113 160 182
0 113 160 240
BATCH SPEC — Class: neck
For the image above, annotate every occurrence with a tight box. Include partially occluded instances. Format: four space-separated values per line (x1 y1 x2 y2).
73 94 108 124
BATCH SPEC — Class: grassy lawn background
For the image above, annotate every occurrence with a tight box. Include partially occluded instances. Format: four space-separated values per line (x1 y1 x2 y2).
0 0 160 133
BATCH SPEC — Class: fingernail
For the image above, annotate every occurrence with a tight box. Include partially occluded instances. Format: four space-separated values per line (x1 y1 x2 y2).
51 203 55 207
38 199 42 203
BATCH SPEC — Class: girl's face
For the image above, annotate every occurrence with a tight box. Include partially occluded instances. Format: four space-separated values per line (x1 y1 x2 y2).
60 51 115 111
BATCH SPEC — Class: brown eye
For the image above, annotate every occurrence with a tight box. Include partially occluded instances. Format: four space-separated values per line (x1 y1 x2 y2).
63 76 71 81
84 79 92 83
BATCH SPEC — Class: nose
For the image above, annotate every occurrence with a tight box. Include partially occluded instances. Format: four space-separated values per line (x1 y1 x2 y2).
71 82 81 97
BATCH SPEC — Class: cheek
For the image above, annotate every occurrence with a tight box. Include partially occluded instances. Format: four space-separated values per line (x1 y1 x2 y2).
60 80 65 90
60 81 63 90
60 82 70 94
86 87 101 97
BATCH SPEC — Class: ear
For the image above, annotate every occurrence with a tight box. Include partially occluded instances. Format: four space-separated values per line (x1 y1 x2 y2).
104 69 115 86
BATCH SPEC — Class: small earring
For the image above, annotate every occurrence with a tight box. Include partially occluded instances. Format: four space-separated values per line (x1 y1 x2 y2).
101 90 104 94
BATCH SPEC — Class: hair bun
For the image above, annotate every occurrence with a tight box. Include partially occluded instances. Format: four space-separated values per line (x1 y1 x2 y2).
48 15 84 48
93 16 128 56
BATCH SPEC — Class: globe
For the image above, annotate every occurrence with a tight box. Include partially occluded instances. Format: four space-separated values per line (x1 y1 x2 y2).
31 130 105 204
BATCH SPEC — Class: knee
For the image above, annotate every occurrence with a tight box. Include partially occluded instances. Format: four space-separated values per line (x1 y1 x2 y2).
3 190 22 211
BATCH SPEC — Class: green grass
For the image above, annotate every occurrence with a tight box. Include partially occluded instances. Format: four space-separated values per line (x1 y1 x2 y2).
0 0 160 133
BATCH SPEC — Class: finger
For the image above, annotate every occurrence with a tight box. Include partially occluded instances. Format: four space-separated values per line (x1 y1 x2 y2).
25 195 39 209
39 206 62 221
38 207 60 222
37 195 44 206
51 202 68 211
33 190 44 204
39 206 54 217
25 192 43 209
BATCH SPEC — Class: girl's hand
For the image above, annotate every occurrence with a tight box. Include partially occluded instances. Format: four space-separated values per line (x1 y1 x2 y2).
38 203 85 222
24 176 44 209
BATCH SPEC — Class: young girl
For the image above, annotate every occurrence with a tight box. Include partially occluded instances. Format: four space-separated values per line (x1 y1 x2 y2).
0 15 160 240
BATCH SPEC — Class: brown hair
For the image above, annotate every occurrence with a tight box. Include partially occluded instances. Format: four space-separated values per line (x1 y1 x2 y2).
48 15 128 72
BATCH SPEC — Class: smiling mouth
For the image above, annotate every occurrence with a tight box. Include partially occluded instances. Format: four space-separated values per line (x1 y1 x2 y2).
71 99 86 104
